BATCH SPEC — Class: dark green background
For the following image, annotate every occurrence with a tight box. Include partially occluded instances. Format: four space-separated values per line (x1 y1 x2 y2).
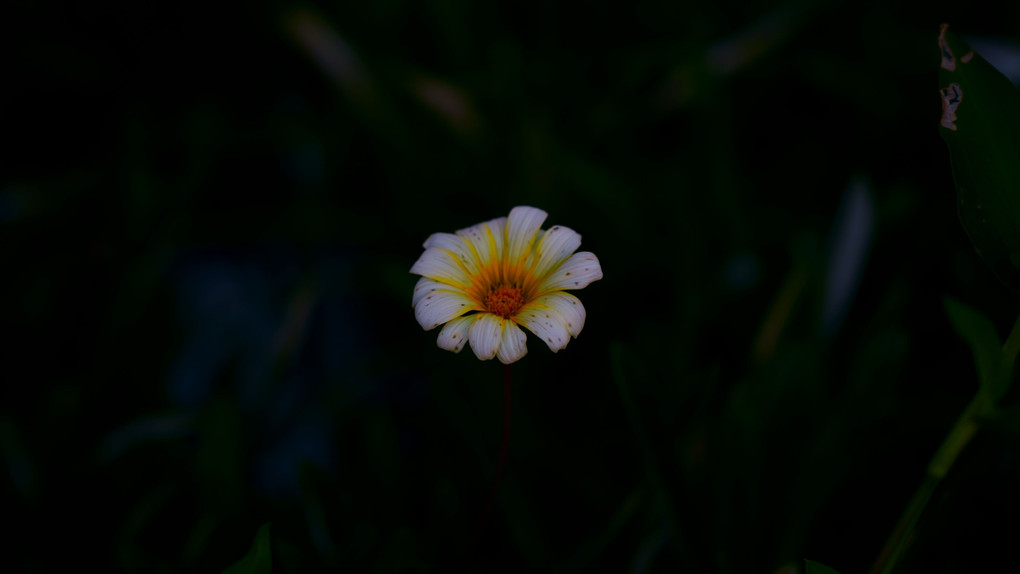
4 0 1020 572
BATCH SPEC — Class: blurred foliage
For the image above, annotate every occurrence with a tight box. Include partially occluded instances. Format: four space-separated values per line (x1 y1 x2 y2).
804 560 842 574
4 0 1020 572
223 523 273 574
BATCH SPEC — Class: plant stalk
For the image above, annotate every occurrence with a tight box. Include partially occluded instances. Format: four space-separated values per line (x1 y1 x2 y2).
470 364 513 551
870 306 1020 574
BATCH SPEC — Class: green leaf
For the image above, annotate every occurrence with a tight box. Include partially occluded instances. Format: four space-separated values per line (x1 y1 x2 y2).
222 523 272 574
938 24 1020 292
804 559 842 574
943 296 1001 397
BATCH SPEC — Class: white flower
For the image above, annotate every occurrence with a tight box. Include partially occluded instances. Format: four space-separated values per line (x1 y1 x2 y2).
411 206 603 364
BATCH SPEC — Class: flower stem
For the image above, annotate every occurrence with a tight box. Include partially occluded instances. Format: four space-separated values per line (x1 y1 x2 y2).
470 364 513 550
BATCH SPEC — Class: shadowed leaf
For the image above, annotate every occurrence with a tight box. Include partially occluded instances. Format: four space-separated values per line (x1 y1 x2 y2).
938 24 1020 292
943 296 1001 396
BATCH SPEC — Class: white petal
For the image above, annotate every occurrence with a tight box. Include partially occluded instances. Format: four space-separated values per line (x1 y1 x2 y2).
456 217 507 268
515 305 570 352
412 277 471 307
410 248 472 288
538 251 603 292
505 206 547 265
468 313 504 360
488 218 506 263
423 232 479 275
414 290 479 331
496 321 528 364
528 292 586 338
531 225 582 279
437 315 477 353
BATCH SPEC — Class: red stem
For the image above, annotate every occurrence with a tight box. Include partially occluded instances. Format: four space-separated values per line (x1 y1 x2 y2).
469 363 513 552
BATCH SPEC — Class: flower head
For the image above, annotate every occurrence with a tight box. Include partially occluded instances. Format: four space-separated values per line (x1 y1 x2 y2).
411 206 603 364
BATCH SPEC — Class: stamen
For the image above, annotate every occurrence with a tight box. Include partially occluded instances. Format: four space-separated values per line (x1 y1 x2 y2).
484 285 525 319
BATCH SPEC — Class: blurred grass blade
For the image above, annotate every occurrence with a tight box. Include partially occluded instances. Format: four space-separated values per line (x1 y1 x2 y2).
996 312 1020 401
222 523 272 574
804 559 841 574
609 342 691 569
938 24 1020 292
943 297 1001 397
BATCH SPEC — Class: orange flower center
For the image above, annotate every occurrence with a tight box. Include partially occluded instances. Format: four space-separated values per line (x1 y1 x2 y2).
484 284 525 319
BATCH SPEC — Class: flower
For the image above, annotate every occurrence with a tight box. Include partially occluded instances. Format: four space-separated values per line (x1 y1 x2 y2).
411 206 603 364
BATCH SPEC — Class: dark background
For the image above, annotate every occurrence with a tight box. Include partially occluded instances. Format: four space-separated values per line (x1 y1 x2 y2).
4 0 1020 572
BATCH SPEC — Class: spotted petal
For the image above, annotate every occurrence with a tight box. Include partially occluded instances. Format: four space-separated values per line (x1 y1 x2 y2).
456 217 506 269
538 251 603 292
468 313 504 360
515 306 571 352
410 247 473 288
423 232 480 276
414 289 480 331
505 206 547 265
413 277 470 307
525 292 586 338
437 314 477 353
531 225 582 279
496 321 528 364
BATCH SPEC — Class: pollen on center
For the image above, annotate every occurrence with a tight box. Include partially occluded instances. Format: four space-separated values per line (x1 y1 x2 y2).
484 284 525 319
